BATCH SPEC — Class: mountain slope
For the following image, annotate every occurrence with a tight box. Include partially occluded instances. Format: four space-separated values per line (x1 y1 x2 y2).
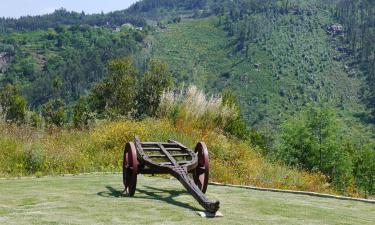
149 13 367 129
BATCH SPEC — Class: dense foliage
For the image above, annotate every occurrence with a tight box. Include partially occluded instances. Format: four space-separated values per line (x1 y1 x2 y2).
0 8 146 32
276 106 374 195
335 0 375 119
88 58 173 119
0 25 146 107
0 84 27 123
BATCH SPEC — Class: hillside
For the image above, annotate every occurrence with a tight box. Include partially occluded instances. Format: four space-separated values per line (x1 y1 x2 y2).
0 0 374 200
0 174 374 224
0 0 372 129
0 25 146 107
149 9 367 130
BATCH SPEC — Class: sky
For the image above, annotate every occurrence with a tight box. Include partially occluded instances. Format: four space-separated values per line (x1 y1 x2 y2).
0 0 140 18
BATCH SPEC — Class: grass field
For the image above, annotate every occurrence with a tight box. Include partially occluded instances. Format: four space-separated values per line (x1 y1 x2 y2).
0 174 373 225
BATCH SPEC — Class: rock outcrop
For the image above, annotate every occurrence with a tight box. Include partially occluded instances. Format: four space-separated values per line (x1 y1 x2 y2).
0 52 12 73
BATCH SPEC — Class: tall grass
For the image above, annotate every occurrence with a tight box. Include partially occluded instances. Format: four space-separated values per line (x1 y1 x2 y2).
0 118 338 195
158 85 238 131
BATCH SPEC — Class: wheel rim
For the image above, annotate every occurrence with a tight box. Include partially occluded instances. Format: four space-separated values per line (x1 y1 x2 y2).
123 142 138 196
193 142 209 193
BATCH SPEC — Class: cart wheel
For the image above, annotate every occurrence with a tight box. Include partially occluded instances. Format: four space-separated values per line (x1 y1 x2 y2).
123 142 138 196
193 142 209 193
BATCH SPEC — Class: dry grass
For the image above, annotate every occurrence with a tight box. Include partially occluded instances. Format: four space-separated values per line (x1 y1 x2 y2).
0 117 336 195
158 85 238 130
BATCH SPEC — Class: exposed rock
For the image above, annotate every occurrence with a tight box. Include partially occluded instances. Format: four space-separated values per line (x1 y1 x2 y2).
0 52 12 73
290 6 304 15
326 24 343 36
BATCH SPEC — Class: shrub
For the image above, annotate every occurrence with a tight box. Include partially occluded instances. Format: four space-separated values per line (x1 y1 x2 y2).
158 85 239 131
0 84 27 124
42 99 66 127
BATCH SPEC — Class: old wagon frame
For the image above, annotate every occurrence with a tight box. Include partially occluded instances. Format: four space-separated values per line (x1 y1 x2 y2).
123 137 220 213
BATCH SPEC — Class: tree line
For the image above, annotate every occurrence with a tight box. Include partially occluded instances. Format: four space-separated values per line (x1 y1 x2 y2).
335 0 375 119
0 8 146 32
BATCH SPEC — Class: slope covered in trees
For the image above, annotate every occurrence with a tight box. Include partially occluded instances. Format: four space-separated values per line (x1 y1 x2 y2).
150 1 366 129
0 25 146 107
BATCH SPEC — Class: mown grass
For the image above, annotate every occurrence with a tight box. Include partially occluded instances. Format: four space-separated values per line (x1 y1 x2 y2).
0 118 335 195
0 174 374 225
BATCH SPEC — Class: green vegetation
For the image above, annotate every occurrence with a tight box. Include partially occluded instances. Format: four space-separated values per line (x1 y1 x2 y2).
89 58 173 119
0 8 146 32
0 84 27 123
0 117 332 194
151 10 365 131
276 106 375 196
0 174 374 224
0 0 374 200
0 25 146 107
335 0 375 119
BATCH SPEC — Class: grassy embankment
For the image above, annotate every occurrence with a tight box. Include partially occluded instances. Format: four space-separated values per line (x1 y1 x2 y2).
0 117 334 195
0 116 333 193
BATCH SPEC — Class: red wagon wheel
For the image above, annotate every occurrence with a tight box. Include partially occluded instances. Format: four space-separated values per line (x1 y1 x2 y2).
193 142 210 193
123 142 138 196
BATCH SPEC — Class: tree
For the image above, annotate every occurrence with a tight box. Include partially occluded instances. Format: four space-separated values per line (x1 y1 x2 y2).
221 89 249 139
89 58 139 118
276 106 353 190
41 99 66 127
352 143 375 196
139 60 173 116
73 96 92 128
0 84 27 124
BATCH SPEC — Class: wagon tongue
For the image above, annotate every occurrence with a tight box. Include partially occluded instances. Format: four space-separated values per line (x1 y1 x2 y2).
172 167 220 213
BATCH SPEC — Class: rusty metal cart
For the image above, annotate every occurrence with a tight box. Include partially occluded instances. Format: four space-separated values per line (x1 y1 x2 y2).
123 136 220 213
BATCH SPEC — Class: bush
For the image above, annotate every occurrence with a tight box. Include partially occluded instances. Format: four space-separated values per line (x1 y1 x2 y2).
0 84 27 124
73 96 93 128
157 85 239 131
42 99 66 127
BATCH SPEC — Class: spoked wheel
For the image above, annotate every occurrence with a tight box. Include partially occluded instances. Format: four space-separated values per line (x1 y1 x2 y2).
193 142 210 193
123 142 138 196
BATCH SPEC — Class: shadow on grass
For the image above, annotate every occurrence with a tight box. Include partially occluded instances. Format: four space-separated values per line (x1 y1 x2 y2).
97 185 200 211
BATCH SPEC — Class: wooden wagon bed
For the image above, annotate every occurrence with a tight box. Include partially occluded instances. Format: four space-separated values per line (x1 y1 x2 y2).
123 136 220 213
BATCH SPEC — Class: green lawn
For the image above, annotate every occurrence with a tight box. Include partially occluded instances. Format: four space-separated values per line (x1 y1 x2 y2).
0 174 373 225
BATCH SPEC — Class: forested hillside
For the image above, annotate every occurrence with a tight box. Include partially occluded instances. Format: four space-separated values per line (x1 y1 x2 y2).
0 24 146 107
0 0 374 197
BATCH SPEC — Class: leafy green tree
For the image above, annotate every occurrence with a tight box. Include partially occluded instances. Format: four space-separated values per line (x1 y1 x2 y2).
352 143 375 196
89 58 139 118
221 89 249 139
29 112 42 128
139 60 173 116
73 96 92 128
41 99 66 127
0 84 27 124
276 106 353 190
